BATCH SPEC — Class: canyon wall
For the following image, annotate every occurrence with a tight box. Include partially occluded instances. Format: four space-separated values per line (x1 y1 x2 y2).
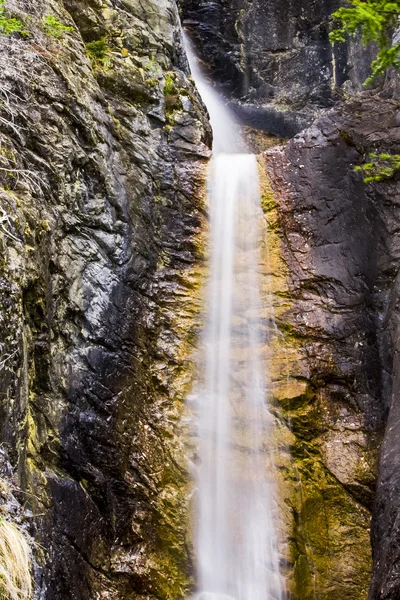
0 0 399 599
0 0 210 598
263 94 400 599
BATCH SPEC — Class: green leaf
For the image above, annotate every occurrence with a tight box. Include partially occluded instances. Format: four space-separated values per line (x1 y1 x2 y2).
42 14 74 39
0 0 27 35
330 0 400 83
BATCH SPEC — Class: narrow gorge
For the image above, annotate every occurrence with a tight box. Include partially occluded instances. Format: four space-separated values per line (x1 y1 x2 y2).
0 1 400 600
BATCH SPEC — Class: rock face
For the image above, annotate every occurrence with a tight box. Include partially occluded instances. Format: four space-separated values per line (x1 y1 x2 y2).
178 0 375 136
262 94 400 599
0 1 210 598
2 0 400 599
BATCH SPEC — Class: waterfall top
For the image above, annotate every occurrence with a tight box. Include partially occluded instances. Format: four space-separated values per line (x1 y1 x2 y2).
183 32 246 155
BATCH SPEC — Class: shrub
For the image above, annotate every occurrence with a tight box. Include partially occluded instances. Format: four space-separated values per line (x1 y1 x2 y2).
330 0 400 85
42 15 74 39
164 74 176 96
0 0 26 35
85 38 111 66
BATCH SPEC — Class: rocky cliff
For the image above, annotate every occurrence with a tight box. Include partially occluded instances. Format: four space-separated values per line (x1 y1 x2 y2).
179 0 375 136
0 0 210 598
263 93 400 599
1 1 400 600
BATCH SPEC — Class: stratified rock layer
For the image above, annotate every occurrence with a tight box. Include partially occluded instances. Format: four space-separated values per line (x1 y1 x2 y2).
263 93 400 599
0 1 210 598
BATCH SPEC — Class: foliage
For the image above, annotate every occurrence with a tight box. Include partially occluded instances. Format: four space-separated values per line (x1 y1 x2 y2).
0 520 31 600
164 74 176 96
85 38 111 67
164 73 183 120
355 152 400 181
330 0 400 84
42 15 74 39
0 0 26 36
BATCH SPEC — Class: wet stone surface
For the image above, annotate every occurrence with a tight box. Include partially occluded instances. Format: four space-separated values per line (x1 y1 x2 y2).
0 0 210 598
263 94 400 600
179 0 375 136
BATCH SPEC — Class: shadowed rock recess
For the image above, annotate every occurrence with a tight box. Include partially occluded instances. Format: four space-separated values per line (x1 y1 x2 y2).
178 0 376 136
0 0 210 598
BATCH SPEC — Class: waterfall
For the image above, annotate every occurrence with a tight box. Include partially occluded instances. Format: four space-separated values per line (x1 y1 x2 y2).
184 34 285 600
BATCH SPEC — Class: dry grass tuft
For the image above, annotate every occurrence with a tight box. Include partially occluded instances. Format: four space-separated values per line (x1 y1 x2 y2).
0 520 31 599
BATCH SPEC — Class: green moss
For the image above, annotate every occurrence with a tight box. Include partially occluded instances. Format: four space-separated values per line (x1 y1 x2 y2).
144 57 161 78
259 163 281 234
42 15 74 39
106 102 123 138
288 454 372 599
276 321 308 341
145 77 159 89
262 187 278 212
163 72 183 123
40 219 50 231
164 74 176 96
0 146 16 162
293 543 314 598
276 382 316 414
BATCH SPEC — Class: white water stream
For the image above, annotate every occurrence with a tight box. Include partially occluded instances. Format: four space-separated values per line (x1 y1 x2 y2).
184 34 285 600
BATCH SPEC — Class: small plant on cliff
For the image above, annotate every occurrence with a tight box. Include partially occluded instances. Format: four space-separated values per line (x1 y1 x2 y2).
85 38 111 67
164 73 182 120
42 15 74 39
0 519 32 599
0 0 26 36
164 74 176 96
355 152 400 181
330 0 400 85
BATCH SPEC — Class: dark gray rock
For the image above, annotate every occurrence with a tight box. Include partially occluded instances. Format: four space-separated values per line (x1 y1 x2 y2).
0 1 210 598
179 0 375 135
1 1 399 599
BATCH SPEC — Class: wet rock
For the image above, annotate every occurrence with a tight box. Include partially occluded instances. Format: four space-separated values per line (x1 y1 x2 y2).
179 0 375 136
263 93 400 599
0 0 210 598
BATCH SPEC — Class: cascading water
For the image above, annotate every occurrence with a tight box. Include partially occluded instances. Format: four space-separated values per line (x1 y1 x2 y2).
184 35 285 600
